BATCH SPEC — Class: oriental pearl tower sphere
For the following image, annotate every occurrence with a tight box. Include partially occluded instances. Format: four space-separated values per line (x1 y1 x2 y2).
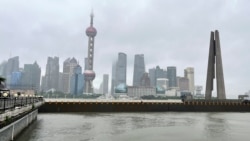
84 11 97 93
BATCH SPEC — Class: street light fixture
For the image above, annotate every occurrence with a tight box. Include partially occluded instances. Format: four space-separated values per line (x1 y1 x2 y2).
3 92 8 111
20 94 24 107
13 93 18 108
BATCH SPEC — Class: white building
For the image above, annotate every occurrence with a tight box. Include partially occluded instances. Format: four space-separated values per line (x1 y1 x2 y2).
156 78 169 90
184 67 195 94
127 86 156 98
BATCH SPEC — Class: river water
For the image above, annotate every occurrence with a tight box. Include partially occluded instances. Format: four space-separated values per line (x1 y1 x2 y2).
16 112 250 141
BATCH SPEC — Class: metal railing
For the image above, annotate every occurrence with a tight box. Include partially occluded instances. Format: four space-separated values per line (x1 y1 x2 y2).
0 96 44 112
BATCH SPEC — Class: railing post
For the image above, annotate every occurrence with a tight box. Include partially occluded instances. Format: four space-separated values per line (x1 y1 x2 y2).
20 97 22 107
14 97 16 109
3 98 6 111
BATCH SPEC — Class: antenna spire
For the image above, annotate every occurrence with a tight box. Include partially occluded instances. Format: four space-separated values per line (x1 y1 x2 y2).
90 9 94 26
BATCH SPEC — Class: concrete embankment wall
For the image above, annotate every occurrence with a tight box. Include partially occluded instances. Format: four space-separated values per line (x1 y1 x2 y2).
0 110 37 141
39 101 250 112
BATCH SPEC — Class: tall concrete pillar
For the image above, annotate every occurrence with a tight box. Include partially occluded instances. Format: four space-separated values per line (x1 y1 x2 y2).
205 30 226 99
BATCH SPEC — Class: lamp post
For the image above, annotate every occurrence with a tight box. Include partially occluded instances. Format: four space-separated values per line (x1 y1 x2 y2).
20 94 24 107
25 95 28 105
13 93 18 109
3 92 8 111
28 95 31 104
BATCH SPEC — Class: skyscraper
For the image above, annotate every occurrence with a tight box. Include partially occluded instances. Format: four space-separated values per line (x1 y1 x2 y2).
140 72 150 87
22 62 41 91
70 65 84 95
184 67 195 94
102 74 109 94
111 62 116 95
44 57 59 91
111 52 127 95
115 52 127 86
205 30 226 99
178 77 189 92
0 61 7 77
84 11 97 93
149 68 156 87
133 54 145 86
62 58 78 93
5 56 19 78
149 66 167 87
9 71 23 89
167 66 177 88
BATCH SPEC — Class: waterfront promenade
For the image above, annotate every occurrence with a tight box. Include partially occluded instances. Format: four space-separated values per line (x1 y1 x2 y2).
0 96 44 141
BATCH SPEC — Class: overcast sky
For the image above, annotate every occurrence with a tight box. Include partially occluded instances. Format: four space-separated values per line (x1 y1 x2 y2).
0 0 249 98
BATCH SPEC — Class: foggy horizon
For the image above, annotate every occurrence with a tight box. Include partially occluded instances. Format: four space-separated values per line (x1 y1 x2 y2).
1 0 250 98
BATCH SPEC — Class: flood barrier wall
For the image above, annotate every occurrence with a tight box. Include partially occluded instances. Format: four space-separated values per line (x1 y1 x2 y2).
39 101 250 112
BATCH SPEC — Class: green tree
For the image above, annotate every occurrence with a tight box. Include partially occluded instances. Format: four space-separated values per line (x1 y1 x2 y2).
0 76 6 89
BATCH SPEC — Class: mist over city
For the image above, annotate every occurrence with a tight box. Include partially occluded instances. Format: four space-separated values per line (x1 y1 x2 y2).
1 1 250 141
1 0 249 98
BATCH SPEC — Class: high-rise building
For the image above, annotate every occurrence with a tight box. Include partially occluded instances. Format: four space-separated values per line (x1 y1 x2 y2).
178 77 189 92
70 65 84 95
167 66 177 88
116 53 127 85
62 58 78 93
40 76 46 92
99 82 103 94
149 66 167 87
133 54 145 86
102 74 109 94
205 30 226 99
22 62 41 91
111 52 127 95
9 71 23 89
140 72 150 87
6 56 19 78
58 72 64 92
44 57 59 91
111 62 116 95
84 11 97 93
184 67 195 94
0 61 7 77
149 68 156 87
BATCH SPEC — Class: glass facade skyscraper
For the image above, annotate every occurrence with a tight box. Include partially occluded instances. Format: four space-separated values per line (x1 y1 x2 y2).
70 65 84 95
133 54 145 86
111 52 127 95
102 74 109 94
167 66 177 88
44 57 59 91
62 58 78 93
149 66 167 87
22 62 41 91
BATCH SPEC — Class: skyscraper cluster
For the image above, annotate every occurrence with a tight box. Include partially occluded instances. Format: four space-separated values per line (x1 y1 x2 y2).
0 12 201 98
0 12 104 96
41 57 84 95
110 52 195 97
0 56 41 92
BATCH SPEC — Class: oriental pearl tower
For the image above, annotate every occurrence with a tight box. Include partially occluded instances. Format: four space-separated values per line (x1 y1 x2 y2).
84 11 97 93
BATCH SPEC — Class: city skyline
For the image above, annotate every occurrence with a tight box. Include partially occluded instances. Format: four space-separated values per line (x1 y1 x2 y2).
1 0 250 98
